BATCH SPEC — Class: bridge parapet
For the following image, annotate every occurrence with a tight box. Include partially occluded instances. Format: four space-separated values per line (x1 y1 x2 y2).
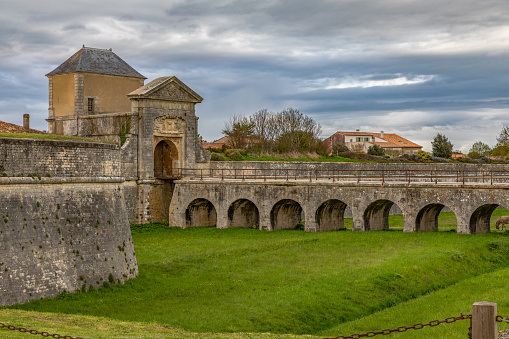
172 165 509 186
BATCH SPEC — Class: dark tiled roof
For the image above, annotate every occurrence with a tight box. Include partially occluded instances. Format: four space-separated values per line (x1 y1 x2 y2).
0 121 45 134
46 47 146 79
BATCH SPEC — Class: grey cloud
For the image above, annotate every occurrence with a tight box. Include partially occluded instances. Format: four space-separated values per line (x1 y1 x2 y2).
2 0 509 150
62 24 87 31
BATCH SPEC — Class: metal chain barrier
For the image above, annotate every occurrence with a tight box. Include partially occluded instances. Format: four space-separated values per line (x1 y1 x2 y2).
322 314 472 339
1 314 507 339
0 321 84 339
497 316 509 324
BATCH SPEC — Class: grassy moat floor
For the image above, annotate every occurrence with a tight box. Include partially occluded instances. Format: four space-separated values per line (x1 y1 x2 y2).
3 210 509 338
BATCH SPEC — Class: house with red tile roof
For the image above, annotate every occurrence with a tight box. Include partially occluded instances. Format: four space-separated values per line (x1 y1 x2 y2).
324 130 422 157
0 114 45 134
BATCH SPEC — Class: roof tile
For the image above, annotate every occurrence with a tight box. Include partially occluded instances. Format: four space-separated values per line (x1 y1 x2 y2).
46 47 145 79
0 121 45 134
332 131 422 148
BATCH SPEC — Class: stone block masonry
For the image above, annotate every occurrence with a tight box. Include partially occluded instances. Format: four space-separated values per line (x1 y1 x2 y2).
0 138 120 178
0 138 137 307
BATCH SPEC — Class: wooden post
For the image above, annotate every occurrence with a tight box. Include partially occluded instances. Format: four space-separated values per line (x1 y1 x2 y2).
472 301 497 339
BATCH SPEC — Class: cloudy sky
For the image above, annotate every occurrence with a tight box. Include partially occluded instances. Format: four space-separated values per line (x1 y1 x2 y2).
2 0 509 152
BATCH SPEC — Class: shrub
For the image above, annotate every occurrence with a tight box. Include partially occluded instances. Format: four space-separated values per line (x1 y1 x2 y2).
210 153 226 161
367 145 385 156
331 142 349 154
224 149 244 161
417 150 431 161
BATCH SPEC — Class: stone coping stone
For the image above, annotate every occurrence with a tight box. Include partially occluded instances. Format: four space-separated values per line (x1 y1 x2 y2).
0 176 124 184
0 137 119 149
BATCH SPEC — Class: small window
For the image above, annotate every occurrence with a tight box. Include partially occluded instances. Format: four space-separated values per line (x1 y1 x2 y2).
364 137 370 141
356 137 361 142
87 98 94 113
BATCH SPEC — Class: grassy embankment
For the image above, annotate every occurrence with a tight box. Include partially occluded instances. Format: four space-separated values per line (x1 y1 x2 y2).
3 210 509 338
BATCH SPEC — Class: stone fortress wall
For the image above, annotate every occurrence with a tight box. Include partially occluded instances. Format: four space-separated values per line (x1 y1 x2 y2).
0 138 137 307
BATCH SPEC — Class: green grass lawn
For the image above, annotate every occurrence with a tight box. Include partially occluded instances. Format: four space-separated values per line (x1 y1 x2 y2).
5 220 509 338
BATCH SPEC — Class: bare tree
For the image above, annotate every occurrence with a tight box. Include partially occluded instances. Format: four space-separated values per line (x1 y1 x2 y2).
497 126 509 145
250 109 274 152
223 107 322 154
274 108 321 153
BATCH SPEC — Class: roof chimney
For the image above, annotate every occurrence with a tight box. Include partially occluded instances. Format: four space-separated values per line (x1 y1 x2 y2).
23 114 29 131
356 129 360 132
380 130 384 138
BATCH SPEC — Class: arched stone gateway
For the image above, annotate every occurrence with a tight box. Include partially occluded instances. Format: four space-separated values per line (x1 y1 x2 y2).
364 199 400 231
469 204 499 234
271 199 304 230
154 140 179 178
316 199 348 231
228 199 260 228
415 203 447 232
185 198 217 227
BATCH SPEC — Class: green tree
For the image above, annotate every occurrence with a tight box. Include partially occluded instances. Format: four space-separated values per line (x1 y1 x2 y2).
468 141 491 159
491 143 509 157
431 133 453 158
367 144 385 156
222 114 254 149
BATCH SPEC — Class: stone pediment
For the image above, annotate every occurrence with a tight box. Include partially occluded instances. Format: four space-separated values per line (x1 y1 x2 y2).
128 76 203 103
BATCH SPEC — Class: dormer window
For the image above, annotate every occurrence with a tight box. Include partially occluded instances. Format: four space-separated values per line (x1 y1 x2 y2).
87 98 94 113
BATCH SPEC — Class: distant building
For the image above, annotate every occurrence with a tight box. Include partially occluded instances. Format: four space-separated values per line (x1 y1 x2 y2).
324 130 422 156
202 136 230 149
202 135 259 149
451 151 464 159
0 114 45 134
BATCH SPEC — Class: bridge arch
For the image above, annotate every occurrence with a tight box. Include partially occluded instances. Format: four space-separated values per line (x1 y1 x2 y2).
415 203 448 232
227 199 260 228
363 199 401 231
315 199 348 231
271 199 304 230
154 140 178 178
469 204 502 234
185 198 217 227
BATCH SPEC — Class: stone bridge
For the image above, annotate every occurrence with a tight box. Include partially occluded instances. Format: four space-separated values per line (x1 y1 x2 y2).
168 176 509 234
